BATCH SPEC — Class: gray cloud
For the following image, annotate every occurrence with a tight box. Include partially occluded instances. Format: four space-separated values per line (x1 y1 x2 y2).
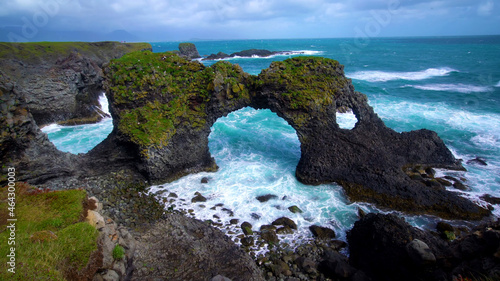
0 0 498 42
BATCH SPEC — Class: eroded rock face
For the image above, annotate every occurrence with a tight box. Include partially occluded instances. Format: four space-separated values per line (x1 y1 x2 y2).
103 51 489 220
0 42 152 126
0 73 79 184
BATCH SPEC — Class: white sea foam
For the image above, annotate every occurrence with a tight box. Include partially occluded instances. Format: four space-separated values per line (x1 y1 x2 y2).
348 67 457 82
409 83 492 93
205 50 323 61
40 123 62 134
495 81 500 87
337 111 357 129
41 93 113 154
98 93 110 115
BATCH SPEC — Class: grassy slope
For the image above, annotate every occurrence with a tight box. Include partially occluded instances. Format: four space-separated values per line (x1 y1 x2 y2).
0 183 98 280
0 41 151 67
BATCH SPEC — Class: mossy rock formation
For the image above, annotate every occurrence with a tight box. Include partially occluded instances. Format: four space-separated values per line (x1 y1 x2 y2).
102 51 489 220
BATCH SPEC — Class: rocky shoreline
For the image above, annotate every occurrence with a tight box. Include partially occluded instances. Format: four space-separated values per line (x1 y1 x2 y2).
1 42 499 280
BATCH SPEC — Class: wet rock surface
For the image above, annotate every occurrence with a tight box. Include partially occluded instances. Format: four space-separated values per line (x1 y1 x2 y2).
132 213 264 281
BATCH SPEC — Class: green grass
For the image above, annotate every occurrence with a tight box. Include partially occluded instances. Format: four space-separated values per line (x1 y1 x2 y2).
112 245 125 260
0 183 99 280
0 41 151 67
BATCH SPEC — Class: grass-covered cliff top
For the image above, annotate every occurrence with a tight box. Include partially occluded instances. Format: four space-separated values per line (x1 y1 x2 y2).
0 41 152 65
0 183 98 280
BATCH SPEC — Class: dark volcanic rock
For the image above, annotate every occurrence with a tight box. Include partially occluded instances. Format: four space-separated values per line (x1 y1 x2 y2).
272 217 298 230
102 53 488 220
256 194 278 202
132 213 263 281
0 42 151 126
481 194 500 205
347 213 445 281
348 214 500 281
178 42 201 59
466 157 487 166
309 225 336 240
0 76 79 184
205 52 230 60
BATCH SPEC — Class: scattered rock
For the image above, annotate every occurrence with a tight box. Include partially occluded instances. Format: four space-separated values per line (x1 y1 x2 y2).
241 236 254 247
260 225 277 232
191 192 207 203
256 194 278 202
272 217 298 230
276 226 294 235
251 213 261 220
481 194 500 205
201 177 210 183
453 181 468 191
406 239 436 265
230 219 239 225
86 209 106 230
288 205 303 214
260 229 279 244
330 240 347 251
168 192 178 198
436 178 453 186
241 222 253 235
222 208 234 216
309 225 336 240
295 257 317 274
467 157 487 166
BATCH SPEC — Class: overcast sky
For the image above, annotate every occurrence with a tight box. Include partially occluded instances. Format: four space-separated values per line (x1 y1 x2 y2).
1 0 499 42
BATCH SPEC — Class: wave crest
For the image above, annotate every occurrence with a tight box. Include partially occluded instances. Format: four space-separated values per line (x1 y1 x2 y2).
348 67 457 82
408 83 492 93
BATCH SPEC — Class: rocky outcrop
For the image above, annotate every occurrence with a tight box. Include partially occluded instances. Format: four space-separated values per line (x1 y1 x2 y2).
0 73 79 184
347 213 500 281
203 49 308 60
178 42 201 59
132 213 264 281
102 51 488 220
0 42 151 126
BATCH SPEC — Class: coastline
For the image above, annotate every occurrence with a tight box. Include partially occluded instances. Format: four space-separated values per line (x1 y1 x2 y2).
1 41 499 281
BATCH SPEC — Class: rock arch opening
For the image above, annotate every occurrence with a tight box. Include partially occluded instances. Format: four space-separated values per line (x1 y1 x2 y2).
208 107 301 179
40 93 113 154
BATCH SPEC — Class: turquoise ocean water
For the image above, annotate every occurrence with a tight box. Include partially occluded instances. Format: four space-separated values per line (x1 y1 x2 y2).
43 36 500 249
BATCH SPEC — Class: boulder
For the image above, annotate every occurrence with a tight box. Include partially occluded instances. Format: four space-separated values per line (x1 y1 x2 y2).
241 222 253 235
288 205 303 213
406 239 436 265
272 217 297 230
309 225 335 240
256 194 278 202
192 192 207 203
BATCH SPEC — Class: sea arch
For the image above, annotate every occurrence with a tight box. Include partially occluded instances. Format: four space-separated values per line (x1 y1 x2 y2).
100 51 488 220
